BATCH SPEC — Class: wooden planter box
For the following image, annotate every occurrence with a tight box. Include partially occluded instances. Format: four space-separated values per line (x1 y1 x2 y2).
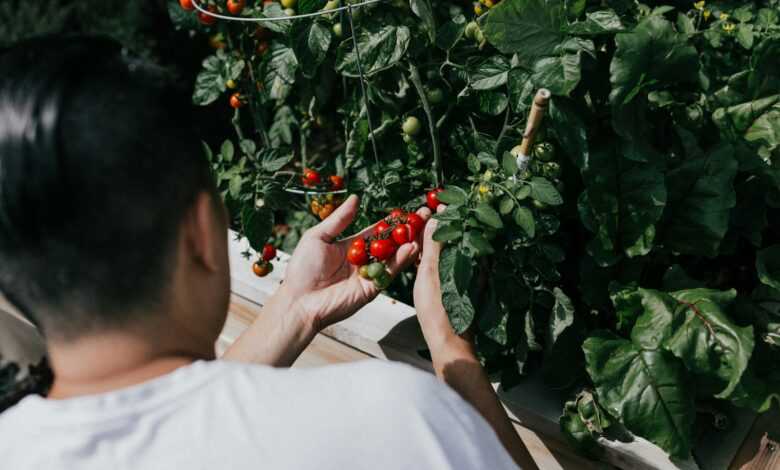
222 231 777 470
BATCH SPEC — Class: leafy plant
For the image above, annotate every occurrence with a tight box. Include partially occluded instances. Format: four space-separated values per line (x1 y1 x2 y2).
175 0 780 460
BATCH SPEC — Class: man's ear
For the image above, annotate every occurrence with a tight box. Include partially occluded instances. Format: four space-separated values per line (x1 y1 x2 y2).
184 191 223 273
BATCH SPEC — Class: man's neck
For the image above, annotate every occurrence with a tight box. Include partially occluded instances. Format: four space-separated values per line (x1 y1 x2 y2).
47 331 212 399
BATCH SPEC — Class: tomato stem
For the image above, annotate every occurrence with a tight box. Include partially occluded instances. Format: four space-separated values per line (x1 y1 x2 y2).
408 63 442 187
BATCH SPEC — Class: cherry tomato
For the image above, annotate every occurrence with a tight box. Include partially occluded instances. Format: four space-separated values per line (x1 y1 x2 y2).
302 168 321 187
366 262 385 279
330 175 344 190
227 0 245 14
226 79 237 89
333 23 343 37
253 261 272 277
358 265 372 279
180 0 195 10
406 213 424 235
229 92 243 109
374 220 392 236
370 239 397 261
284 7 296 15
426 88 444 104
257 41 270 56
373 270 392 290
402 116 421 136
351 237 366 250
388 208 405 220
318 203 335 220
261 243 276 262
391 224 416 245
347 245 369 266
281 0 296 7
426 188 443 210
198 5 218 25
310 199 321 215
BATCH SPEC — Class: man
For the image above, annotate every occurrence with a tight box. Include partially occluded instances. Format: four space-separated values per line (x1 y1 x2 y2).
0 36 534 469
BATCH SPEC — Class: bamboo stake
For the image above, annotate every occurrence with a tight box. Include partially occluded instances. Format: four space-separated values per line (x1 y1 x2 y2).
512 88 551 173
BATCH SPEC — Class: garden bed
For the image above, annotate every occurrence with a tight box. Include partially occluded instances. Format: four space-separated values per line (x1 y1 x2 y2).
223 231 765 470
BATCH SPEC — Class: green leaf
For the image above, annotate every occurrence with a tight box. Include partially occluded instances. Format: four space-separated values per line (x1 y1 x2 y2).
439 246 475 333
662 143 737 257
292 21 331 78
260 148 294 172
548 287 575 347
609 283 642 332
531 53 581 96
435 17 465 50
260 4 293 33
477 91 508 116
464 231 494 256
220 140 235 162
501 151 518 174
757 245 780 290
567 9 623 35
549 97 588 169
336 24 410 77
529 177 563 205
241 205 274 252
482 0 565 64
409 0 436 43
584 332 695 458
193 52 235 106
469 55 511 91
560 393 606 459
437 187 468 205
474 203 503 229
298 0 325 14
631 289 754 398
263 43 299 101
513 206 535 237
432 222 463 242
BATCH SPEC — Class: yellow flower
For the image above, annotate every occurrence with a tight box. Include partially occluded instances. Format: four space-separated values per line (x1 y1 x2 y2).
693 1 705 11
719 12 729 21
722 22 735 32
703 9 711 20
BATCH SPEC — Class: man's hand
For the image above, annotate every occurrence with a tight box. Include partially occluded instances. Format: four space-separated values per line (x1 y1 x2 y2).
284 194 430 331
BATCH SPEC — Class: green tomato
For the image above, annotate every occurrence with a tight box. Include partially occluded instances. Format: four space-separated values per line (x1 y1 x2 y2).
403 133 414 144
426 88 444 104
332 23 342 37
474 27 485 44
358 265 372 280
284 7 296 16
542 161 561 179
402 116 422 136
464 21 479 40
367 262 386 279
323 0 339 10
534 142 556 162
373 270 392 290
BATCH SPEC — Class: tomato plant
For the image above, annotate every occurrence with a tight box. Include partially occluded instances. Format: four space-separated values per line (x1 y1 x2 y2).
172 0 780 461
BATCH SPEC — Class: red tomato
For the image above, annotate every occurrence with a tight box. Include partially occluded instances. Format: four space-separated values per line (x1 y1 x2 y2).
302 168 321 187
388 208 405 219
180 0 195 10
406 213 425 235
426 188 443 210
347 245 369 266
198 5 218 25
351 237 366 250
227 0 245 14
255 26 272 40
391 224 415 245
370 239 397 261
253 261 272 277
256 41 270 56
330 175 344 190
261 243 276 262
229 92 243 109
374 220 392 236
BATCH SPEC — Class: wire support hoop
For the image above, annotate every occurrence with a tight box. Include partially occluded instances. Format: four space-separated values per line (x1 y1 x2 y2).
190 0 384 22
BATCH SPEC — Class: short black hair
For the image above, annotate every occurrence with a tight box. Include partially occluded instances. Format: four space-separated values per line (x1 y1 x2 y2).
0 36 215 340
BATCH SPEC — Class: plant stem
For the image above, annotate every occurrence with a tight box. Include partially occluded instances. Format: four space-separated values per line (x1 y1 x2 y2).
408 63 442 187
232 108 245 141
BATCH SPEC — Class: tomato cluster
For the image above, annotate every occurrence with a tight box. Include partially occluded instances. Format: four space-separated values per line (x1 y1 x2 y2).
346 209 425 289
252 243 277 277
310 194 344 220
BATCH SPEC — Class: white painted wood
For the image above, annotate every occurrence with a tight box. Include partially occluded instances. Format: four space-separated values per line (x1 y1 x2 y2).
228 230 757 470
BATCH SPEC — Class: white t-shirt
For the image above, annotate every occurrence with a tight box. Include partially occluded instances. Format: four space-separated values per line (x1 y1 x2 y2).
0 359 518 469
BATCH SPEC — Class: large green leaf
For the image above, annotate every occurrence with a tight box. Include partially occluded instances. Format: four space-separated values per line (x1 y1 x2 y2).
336 25 410 77
531 53 581 96
549 98 589 169
757 245 780 290
409 0 435 43
263 43 299 101
579 146 666 264
292 21 331 78
193 50 245 106
567 9 623 35
632 289 754 398
468 55 511 91
584 332 695 458
482 0 565 64
241 205 274 252
661 144 737 257
439 246 476 333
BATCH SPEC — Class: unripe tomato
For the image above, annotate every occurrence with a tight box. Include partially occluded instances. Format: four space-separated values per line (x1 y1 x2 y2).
227 0 245 14
333 23 343 37
284 7 296 15
406 213 424 234
257 41 270 56
534 142 556 162
198 5 218 25
318 203 335 220
474 3 484 15
426 188 443 210
253 261 273 277
370 239 397 261
302 168 321 187
347 245 369 266
391 224 415 245
474 27 485 43
261 243 276 262
510 145 524 157
358 265 372 279
426 88 444 104
542 161 561 179
374 220 392 236
226 79 237 89
366 262 385 279
464 21 479 39
180 0 195 10
329 175 344 190
388 208 405 219
281 0 296 8
229 92 243 109
373 270 392 289
402 116 422 136
484 0 494 7
323 0 339 10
